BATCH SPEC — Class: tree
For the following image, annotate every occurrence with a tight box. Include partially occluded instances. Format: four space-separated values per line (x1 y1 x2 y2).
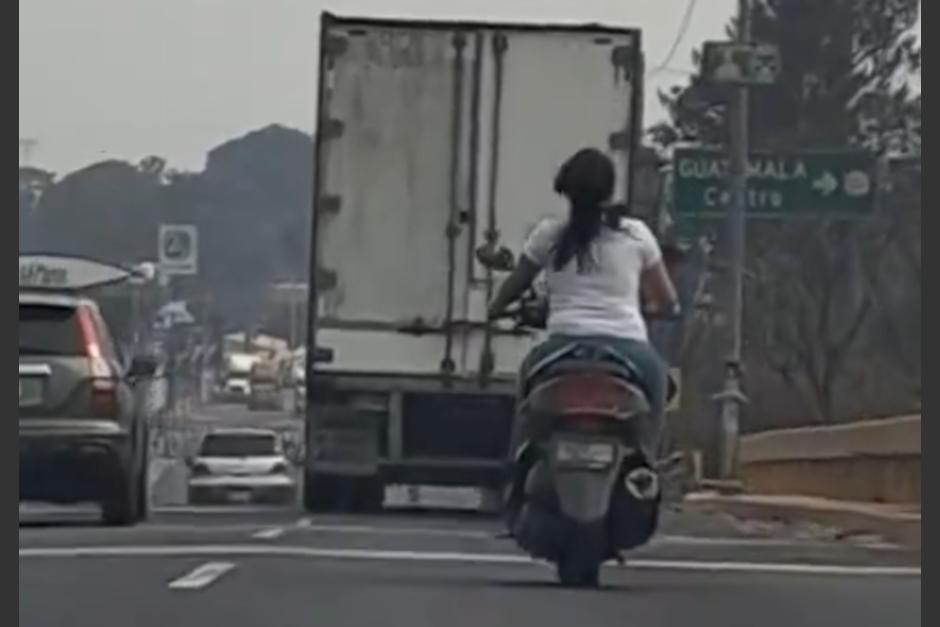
20 124 315 332
195 124 314 326
28 160 165 264
138 155 168 181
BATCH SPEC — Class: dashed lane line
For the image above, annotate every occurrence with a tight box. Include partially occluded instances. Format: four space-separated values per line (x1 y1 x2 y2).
167 561 237 590
252 528 287 540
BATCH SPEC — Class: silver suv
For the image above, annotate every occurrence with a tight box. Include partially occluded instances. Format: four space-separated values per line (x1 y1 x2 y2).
19 291 155 525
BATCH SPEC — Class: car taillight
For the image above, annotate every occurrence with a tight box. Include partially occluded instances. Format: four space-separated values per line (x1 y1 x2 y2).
90 378 119 417
191 463 210 477
270 463 288 475
77 306 117 417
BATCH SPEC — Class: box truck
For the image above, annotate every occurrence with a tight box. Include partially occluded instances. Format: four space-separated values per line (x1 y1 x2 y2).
304 13 644 512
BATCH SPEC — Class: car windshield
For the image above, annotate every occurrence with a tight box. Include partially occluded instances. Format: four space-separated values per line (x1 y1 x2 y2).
19 304 84 356
200 434 277 457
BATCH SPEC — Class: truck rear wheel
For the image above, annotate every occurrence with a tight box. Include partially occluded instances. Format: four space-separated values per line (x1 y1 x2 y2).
304 472 383 513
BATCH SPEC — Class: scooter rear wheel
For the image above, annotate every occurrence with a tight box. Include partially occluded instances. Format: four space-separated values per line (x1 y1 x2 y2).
556 555 600 588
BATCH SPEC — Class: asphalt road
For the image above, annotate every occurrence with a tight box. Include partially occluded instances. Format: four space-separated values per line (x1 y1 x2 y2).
20 403 922 627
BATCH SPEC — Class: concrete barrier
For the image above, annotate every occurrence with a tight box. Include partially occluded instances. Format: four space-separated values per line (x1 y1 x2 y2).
738 415 921 504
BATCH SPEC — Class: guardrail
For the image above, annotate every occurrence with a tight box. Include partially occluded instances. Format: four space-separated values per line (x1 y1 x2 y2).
737 415 921 504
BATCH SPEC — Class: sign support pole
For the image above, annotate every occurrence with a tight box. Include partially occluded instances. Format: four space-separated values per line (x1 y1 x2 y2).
716 0 751 479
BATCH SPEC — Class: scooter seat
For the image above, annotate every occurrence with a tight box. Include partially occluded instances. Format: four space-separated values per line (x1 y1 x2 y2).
525 343 641 392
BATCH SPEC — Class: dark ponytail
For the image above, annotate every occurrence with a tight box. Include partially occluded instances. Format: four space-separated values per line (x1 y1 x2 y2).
552 148 616 272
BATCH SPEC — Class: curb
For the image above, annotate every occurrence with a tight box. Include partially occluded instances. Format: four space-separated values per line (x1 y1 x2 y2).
683 492 921 549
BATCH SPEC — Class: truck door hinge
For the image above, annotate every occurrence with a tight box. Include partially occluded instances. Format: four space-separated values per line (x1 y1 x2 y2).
445 220 462 239
319 195 342 215
321 118 345 141
608 131 632 152
611 45 635 72
324 35 349 57
492 32 508 55
315 267 338 291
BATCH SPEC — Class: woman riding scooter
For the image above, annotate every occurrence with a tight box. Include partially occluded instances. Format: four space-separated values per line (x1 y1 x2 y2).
487 147 680 462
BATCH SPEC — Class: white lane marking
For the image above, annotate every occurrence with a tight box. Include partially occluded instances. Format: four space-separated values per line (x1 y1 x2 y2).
19 503 99 517
271 524 912 551
152 506 289 515
167 561 237 590
650 534 906 551
18 545 921 578
252 527 286 540
292 522 492 539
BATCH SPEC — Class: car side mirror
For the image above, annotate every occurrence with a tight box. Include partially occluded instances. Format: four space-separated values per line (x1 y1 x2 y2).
475 244 516 272
128 354 159 379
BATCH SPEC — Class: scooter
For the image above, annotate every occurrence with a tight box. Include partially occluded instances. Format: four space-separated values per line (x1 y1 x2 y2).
479 244 680 588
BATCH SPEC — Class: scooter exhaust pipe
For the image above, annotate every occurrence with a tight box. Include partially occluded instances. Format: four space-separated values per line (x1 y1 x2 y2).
624 467 659 501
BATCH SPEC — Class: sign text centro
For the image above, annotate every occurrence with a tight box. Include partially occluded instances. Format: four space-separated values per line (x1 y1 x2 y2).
672 149 876 218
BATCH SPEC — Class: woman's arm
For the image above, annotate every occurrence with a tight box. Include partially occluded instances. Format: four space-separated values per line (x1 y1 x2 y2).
487 256 542 320
641 261 680 315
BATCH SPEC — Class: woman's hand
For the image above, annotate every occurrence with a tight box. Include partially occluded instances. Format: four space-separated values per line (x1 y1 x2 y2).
487 256 542 321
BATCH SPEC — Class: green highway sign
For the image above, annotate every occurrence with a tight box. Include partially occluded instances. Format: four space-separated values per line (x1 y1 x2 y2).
672 149 876 219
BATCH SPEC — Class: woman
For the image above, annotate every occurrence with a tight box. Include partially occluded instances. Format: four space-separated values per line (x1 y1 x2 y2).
487 148 679 457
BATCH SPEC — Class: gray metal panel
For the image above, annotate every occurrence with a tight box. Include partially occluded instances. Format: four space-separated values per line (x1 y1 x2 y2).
317 24 456 325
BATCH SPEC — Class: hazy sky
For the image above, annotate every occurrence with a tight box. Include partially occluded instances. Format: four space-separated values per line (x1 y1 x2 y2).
19 0 737 174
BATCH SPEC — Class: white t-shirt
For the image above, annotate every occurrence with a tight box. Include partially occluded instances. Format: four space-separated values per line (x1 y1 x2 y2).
522 216 663 341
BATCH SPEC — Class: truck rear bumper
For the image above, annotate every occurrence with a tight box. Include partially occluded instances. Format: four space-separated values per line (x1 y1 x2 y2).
307 373 517 487
310 458 507 487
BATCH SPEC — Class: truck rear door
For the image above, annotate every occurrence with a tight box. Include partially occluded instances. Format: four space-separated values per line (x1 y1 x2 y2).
313 15 641 381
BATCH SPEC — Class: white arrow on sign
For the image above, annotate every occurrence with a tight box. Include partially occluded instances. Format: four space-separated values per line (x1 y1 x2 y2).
812 171 839 196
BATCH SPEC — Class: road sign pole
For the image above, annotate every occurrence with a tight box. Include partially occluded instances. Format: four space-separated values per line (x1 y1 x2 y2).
716 0 751 479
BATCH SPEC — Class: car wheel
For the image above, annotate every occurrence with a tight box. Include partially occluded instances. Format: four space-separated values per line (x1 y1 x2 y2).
556 555 600 588
136 436 150 521
102 467 140 526
303 471 340 512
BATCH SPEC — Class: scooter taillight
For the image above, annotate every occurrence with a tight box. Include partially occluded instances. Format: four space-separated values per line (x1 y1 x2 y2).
552 373 634 416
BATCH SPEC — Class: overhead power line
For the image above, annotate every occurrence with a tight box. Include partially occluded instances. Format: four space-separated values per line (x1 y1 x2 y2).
649 0 699 76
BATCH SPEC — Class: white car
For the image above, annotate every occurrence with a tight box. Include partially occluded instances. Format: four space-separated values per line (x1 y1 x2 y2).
187 428 297 505
219 376 251 400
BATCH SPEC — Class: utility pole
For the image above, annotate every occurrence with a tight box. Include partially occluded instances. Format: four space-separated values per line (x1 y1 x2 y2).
716 0 752 479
